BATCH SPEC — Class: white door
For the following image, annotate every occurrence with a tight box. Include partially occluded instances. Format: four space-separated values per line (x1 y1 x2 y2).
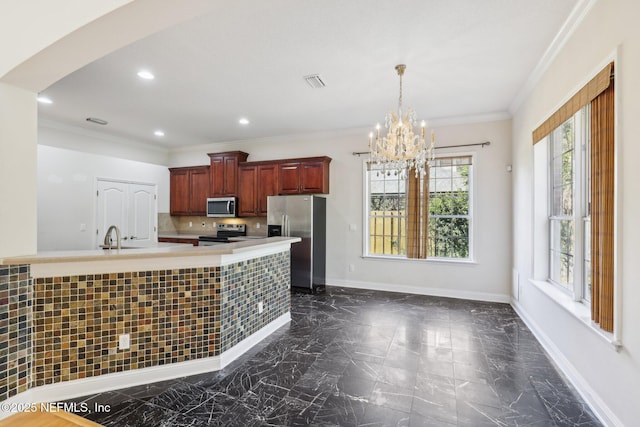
127 183 156 247
96 180 157 248
97 180 127 247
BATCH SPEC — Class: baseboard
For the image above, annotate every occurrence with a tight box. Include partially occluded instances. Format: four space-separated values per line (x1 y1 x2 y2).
0 312 291 419
511 299 622 427
219 312 291 366
327 278 511 303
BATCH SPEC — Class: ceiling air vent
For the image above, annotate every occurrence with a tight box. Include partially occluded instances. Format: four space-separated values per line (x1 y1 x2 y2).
303 74 326 89
86 117 108 125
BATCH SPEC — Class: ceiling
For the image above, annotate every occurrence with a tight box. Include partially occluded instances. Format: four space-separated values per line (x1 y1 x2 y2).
37 0 579 150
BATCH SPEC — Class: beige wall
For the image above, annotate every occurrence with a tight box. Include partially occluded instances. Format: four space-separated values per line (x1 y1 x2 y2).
512 0 640 424
170 119 513 301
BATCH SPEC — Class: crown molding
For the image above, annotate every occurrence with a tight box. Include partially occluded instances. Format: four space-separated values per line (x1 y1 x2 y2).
509 0 599 115
169 113 512 155
39 119 169 156
427 111 512 128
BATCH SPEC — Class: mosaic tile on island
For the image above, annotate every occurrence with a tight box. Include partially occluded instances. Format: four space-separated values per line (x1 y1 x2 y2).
0 265 32 402
29 252 290 387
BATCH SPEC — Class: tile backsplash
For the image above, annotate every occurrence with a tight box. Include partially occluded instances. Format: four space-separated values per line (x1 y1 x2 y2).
158 213 268 237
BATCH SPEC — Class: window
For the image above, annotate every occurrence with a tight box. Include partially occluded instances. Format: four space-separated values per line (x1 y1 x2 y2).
547 107 590 300
533 62 615 332
365 155 473 260
367 166 406 256
429 157 472 259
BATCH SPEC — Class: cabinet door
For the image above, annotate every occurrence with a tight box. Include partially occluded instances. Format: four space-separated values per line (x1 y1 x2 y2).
209 156 225 196
170 169 190 215
237 165 258 217
257 164 278 215
223 156 238 195
208 151 249 197
278 163 301 194
189 167 210 215
300 160 328 193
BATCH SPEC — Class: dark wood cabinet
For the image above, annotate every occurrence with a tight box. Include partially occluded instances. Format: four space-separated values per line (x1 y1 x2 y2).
169 154 330 219
158 237 199 246
237 163 278 216
277 162 301 195
277 157 331 195
208 151 249 197
169 166 210 215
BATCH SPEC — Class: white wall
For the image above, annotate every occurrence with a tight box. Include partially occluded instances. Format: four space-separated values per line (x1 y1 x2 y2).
170 119 513 301
0 0 133 80
37 142 169 251
511 0 640 425
0 83 37 258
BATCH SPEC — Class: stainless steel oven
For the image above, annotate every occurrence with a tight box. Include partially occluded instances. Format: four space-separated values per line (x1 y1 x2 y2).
198 224 246 246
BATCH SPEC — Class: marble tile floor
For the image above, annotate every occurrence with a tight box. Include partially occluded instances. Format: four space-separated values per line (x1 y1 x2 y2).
65 287 602 426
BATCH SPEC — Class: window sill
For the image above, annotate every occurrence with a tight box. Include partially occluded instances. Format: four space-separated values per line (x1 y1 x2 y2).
362 254 477 265
528 279 621 351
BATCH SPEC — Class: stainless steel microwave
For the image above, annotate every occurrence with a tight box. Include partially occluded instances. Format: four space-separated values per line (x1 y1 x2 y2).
206 197 237 217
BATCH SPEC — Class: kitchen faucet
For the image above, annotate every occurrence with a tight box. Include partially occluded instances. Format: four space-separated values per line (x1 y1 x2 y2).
103 225 122 250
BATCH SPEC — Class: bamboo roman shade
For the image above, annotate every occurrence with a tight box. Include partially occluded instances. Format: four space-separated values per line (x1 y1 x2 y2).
532 63 614 144
590 80 615 332
406 167 429 259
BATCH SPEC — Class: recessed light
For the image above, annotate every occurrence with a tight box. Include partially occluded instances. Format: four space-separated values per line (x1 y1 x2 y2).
37 96 53 104
137 70 155 80
238 118 250 125
154 130 165 137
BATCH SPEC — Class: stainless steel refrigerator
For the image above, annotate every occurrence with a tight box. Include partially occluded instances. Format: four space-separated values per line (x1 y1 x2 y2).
267 195 326 291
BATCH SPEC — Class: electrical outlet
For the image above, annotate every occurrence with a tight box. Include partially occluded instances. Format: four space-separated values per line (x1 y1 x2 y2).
118 334 130 350
348 264 355 272
188 221 193 228
258 301 264 313
256 223 261 229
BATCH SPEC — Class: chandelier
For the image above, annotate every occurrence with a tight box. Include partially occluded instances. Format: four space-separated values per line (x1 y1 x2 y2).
369 64 435 177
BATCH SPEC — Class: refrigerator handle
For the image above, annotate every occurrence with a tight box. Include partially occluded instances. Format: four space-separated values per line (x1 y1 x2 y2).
286 215 290 237
280 214 287 237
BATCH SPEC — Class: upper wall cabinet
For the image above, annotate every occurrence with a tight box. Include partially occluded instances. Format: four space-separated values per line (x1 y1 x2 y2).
237 163 279 217
208 151 249 197
169 166 210 215
277 157 331 195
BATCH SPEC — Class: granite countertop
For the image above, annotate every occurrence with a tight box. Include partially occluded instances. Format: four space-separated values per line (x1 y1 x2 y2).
0 237 301 265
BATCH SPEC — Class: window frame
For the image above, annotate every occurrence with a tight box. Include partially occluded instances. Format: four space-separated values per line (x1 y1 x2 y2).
546 106 590 302
362 152 475 262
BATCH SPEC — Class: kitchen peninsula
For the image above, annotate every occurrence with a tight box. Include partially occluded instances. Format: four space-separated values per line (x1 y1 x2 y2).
0 237 299 403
